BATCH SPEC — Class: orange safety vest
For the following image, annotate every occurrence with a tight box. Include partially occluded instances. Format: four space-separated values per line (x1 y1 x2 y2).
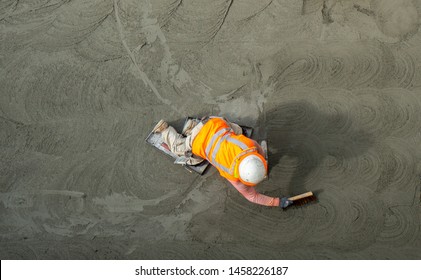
192 118 266 184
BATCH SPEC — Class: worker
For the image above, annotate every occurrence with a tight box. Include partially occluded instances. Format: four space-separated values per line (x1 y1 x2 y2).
152 117 292 208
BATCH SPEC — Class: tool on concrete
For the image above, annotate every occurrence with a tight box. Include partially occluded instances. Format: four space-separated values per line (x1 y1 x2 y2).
280 191 317 209
145 117 255 175
260 140 268 177
260 140 268 160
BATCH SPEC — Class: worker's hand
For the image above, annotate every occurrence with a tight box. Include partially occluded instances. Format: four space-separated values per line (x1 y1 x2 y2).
280 197 293 209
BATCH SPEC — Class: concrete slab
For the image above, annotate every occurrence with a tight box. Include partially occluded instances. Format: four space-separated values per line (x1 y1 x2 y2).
1 0 420 259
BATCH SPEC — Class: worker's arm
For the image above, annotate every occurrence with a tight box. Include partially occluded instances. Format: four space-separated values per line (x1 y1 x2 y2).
227 179 280 207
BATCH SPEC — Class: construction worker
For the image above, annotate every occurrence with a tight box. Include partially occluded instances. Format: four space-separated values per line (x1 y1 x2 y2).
152 117 291 208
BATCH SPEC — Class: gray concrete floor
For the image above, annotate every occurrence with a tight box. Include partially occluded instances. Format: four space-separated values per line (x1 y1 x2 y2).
1 0 421 259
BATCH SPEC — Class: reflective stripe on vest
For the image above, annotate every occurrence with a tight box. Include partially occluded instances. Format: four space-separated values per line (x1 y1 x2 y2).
205 127 230 159
211 135 231 173
211 134 229 164
205 128 251 175
226 137 248 150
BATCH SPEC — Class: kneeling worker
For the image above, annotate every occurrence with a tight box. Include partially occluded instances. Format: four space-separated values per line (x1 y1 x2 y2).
152 117 289 208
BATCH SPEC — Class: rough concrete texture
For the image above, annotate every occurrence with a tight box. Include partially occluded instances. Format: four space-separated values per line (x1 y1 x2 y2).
1 0 421 259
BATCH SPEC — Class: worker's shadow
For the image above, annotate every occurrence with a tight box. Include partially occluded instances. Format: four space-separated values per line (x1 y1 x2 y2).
263 101 373 195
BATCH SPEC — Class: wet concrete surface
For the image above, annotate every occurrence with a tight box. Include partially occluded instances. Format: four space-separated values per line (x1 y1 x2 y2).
1 0 421 259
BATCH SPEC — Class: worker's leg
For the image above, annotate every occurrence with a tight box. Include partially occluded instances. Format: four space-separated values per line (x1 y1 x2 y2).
161 126 190 157
161 125 204 165
185 122 204 149
184 122 205 165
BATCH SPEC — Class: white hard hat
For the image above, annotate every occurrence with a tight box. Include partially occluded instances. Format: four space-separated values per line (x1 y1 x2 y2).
238 154 267 186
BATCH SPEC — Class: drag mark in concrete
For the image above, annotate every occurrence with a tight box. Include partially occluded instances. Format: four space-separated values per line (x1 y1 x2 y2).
0 0 19 21
93 190 177 213
301 0 324 15
36 1 114 50
39 189 86 197
353 4 375 17
207 0 233 42
160 0 183 28
0 190 86 208
321 0 334 24
112 0 182 116
241 0 273 22
151 175 227 243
